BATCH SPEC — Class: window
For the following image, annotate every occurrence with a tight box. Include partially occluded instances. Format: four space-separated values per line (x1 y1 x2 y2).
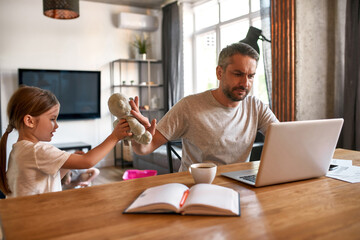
195 31 217 91
220 0 249 22
182 0 269 104
194 0 218 30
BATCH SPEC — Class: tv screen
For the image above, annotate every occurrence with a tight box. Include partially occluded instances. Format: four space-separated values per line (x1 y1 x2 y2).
18 69 101 120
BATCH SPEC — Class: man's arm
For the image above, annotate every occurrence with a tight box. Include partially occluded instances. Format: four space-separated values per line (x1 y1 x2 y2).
131 129 168 155
129 96 167 155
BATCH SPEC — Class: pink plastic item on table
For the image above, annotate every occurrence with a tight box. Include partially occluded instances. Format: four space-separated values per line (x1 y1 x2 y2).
122 169 158 180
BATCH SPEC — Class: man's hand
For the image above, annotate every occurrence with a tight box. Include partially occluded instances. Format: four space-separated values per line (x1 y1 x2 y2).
129 96 167 155
147 119 157 136
129 96 157 136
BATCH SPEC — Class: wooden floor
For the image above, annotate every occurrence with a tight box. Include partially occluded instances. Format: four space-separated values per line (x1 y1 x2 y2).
92 166 133 186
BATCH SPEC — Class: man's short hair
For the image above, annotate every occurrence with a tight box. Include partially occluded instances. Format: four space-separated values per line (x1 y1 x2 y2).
218 42 259 70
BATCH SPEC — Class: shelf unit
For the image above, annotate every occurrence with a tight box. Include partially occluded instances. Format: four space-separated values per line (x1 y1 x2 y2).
109 58 165 167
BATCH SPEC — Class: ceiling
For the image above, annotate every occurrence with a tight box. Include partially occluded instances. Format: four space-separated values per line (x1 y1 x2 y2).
81 0 175 9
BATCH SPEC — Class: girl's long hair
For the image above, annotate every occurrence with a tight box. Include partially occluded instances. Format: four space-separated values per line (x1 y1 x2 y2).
0 86 59 195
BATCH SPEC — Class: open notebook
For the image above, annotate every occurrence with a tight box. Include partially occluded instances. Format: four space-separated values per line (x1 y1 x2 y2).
222 118 344 187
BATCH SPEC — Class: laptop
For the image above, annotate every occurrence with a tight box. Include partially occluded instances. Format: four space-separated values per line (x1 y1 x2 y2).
221 118 344 187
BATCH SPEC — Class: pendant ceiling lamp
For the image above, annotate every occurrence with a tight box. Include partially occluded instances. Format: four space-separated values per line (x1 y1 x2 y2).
43 0 79 19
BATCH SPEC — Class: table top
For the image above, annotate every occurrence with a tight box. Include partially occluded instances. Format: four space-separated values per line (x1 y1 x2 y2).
0 148 359 240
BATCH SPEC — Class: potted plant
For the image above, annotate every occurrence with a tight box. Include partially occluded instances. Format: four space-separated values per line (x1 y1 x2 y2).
132 34 150 60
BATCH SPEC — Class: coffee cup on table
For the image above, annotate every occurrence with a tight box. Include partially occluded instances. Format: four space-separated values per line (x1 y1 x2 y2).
189 163 217 184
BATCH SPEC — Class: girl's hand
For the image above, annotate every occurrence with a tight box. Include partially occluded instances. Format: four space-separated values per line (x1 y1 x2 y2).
113 118 132 140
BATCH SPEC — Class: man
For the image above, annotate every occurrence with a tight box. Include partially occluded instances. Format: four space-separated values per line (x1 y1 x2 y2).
130 42 278 172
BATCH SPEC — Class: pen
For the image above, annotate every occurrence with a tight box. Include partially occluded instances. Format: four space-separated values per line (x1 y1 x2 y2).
179 189 190 208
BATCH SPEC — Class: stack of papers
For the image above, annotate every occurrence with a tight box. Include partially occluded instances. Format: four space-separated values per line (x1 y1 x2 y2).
326 159 360 183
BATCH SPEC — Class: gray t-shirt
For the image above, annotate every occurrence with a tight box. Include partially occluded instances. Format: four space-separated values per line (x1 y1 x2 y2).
157 90 279 172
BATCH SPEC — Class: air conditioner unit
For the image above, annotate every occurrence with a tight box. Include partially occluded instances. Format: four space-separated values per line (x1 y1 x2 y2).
118 12 158 31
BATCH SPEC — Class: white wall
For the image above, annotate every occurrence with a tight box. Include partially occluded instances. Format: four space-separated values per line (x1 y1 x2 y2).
0 0 162 167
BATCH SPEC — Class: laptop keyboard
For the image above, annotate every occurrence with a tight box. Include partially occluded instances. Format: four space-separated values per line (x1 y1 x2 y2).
239 175 257 183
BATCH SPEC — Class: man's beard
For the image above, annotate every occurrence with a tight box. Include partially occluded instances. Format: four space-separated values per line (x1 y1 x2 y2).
222 85 249 102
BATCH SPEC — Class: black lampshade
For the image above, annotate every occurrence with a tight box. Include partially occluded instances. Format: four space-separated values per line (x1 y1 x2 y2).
43 0 79 19
240 26 262 54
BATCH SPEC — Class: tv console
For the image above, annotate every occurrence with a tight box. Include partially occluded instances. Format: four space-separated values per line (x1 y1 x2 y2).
53 142 91 152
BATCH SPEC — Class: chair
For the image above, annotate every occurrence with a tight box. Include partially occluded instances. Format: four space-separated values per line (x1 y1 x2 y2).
249 132 265 161
166 133 264 172
0 190 5 199
167 140 182 173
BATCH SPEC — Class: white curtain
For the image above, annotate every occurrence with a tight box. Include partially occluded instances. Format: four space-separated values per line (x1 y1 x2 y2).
260 0 272 108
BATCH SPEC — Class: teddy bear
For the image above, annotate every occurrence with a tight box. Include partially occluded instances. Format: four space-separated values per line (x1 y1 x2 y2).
108 92 152 144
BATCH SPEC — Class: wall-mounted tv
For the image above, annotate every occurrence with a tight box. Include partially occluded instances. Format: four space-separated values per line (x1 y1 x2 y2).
18 69 101 120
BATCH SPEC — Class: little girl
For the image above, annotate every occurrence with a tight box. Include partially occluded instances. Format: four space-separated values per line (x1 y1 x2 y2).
0 86 132 198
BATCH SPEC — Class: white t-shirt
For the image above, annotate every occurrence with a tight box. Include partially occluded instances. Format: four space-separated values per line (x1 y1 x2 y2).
6 140 71 198
157 90 279 172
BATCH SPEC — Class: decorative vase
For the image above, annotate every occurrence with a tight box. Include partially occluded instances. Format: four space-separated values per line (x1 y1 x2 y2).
139 53 147 60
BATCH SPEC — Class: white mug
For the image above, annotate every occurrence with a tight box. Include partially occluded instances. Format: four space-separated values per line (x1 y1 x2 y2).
189 163 217 184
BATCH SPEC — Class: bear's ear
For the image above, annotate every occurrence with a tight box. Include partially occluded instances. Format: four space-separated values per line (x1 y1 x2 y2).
119 100 126 108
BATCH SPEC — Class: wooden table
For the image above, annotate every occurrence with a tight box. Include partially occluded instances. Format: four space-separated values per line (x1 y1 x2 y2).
0 148 359 240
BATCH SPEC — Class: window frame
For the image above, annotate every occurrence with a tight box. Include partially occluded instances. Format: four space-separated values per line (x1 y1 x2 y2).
190 0 262 94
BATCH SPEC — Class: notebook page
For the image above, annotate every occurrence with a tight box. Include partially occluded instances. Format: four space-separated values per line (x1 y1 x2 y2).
183 184 239 213
127 183 189 211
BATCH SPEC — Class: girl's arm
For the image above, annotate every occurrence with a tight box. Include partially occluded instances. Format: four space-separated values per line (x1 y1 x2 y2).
61 119 132 169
